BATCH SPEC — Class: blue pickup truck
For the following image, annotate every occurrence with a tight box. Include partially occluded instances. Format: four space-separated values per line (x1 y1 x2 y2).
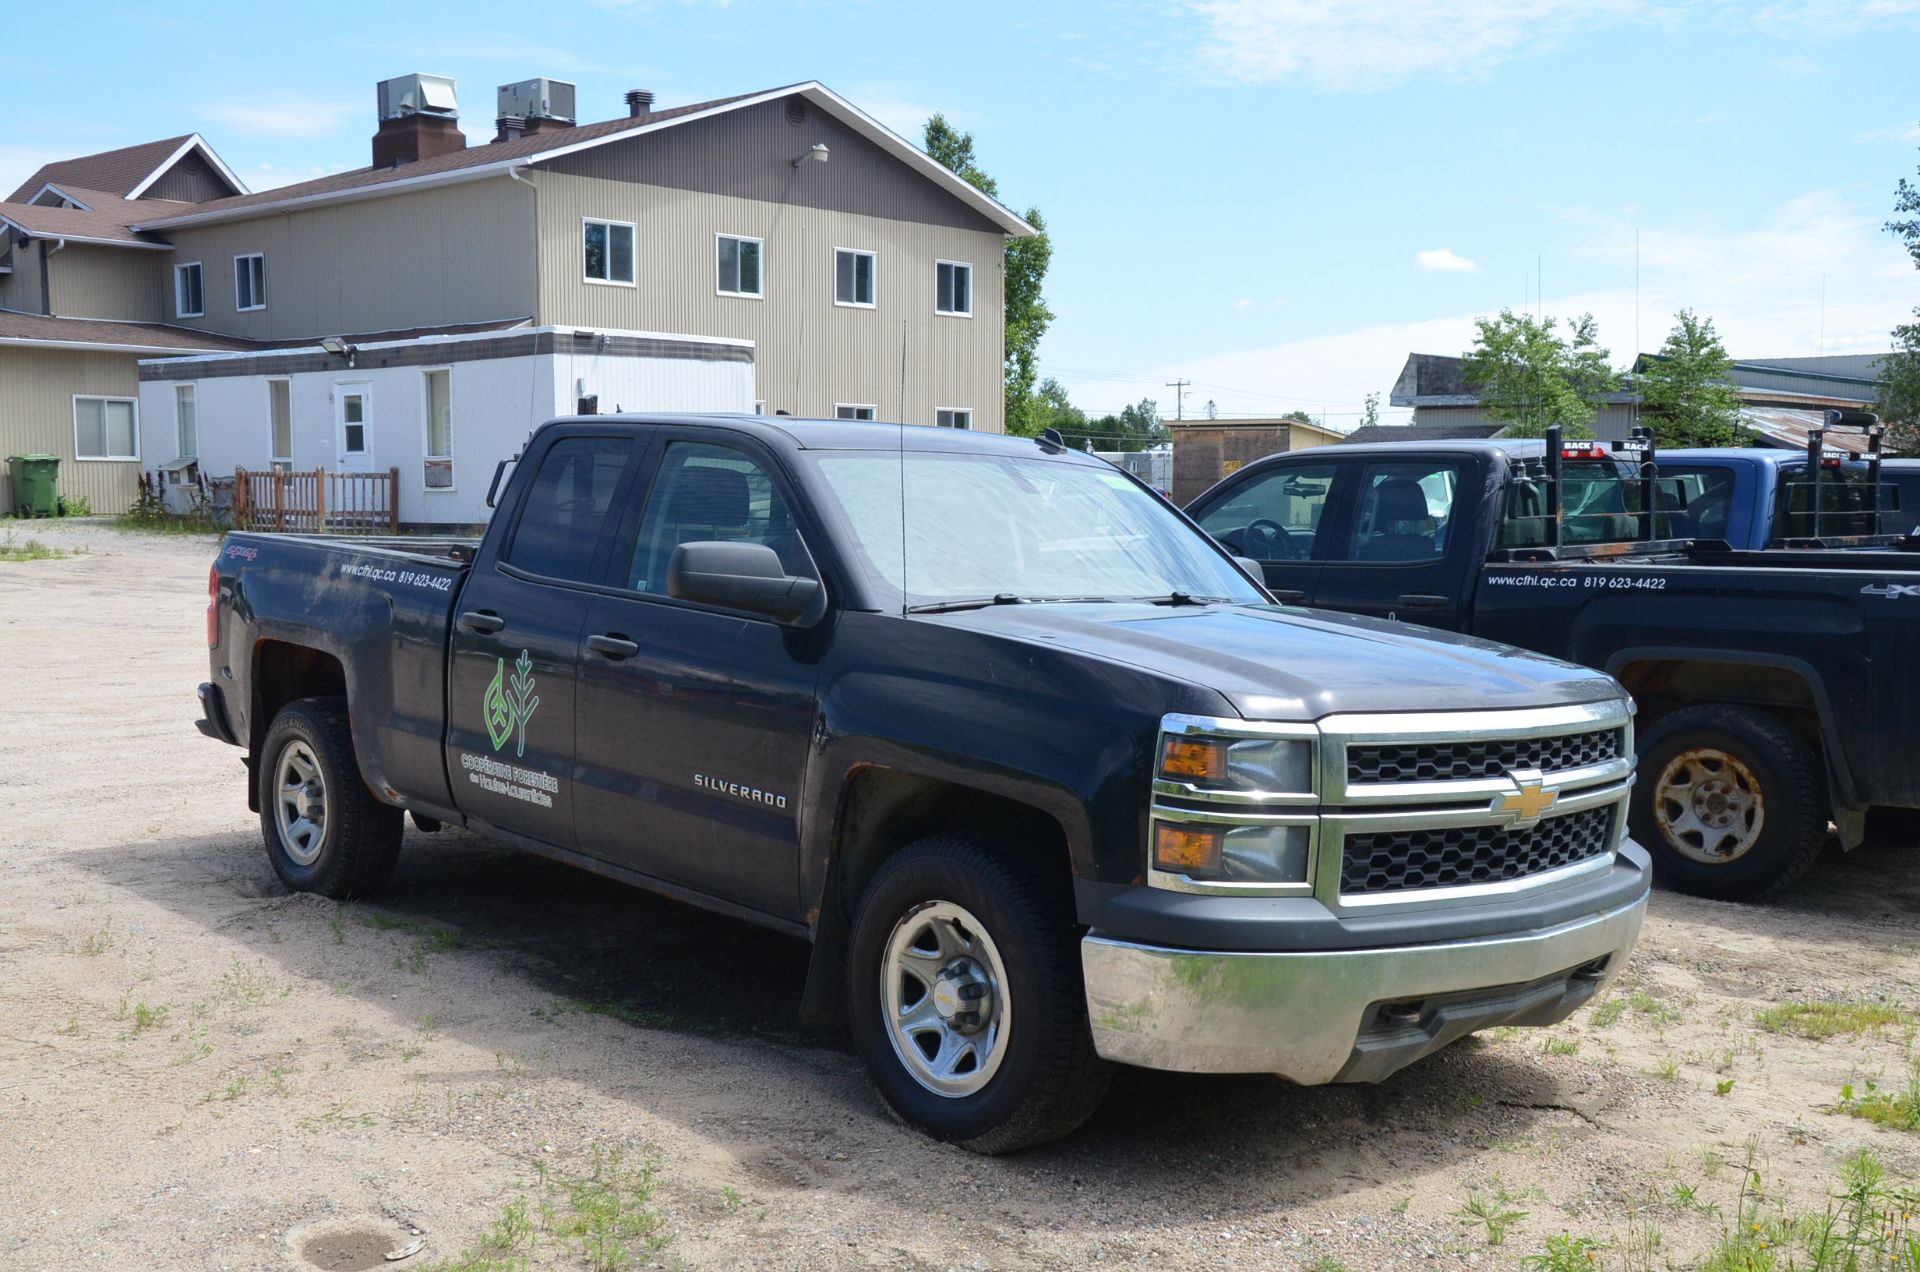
1654 448 1902 547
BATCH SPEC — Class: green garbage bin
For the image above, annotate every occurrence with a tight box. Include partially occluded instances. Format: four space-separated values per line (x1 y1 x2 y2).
6 454 60 518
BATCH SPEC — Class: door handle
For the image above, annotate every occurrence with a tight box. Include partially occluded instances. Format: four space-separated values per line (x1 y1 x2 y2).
587 633 640 660
1395 593 1450 609
459 610 506 633
1268 589 1307 603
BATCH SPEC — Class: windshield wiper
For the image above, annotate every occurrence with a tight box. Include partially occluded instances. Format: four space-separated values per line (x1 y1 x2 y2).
905 594 1117 614
1133 592 1234 606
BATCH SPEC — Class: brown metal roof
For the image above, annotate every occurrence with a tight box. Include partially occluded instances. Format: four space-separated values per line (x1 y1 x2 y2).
0 311 261 351
133 94 760 225
6 135 198 203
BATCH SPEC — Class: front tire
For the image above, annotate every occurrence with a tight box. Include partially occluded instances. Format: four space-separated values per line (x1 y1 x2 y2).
846 836 1110 1153
1629 704 1826 901
257 697 403 899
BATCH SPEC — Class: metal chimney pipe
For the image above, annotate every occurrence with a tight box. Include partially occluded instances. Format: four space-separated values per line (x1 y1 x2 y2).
625 89 655 117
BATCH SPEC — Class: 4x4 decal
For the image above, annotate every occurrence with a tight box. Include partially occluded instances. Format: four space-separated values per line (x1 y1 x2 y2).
484 650 540 757
1861 583 1920 600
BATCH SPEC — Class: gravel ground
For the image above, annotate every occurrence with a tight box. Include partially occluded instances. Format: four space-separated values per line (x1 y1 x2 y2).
2 519 1917 1271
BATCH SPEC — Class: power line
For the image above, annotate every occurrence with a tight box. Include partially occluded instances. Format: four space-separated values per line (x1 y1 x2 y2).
1164 378 1191 420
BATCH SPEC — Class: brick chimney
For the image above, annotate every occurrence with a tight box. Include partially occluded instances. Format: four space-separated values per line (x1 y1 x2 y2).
373 74 467 168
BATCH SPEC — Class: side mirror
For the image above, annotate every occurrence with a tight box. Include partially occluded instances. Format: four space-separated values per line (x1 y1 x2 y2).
667 541 822 625
1233 555 1264 580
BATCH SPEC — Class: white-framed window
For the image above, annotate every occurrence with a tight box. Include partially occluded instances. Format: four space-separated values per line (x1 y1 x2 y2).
267 378 292 471
583 218 636 286
834 403 877 421
174 384 197 458
73 396 139 461
834 247 875 308
936 407 973 430
935 259 972 317
234 253 266 311
716 233 763 298
423 368 453 490
174 262 204 318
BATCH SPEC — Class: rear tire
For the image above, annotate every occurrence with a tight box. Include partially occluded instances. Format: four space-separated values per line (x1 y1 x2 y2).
1629 704 1826 901
846 835 1110 1153
257 697 403 899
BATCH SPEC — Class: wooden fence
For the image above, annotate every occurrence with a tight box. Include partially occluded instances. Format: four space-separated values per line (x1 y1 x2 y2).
233 467 400 533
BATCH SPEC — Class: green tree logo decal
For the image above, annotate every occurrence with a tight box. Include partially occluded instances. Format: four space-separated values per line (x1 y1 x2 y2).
483 651 540 757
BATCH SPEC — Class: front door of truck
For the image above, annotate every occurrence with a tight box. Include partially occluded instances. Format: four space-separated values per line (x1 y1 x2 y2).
446 431 641 845
572 433 823 922
1187 460 1340 605
1308 457 1473 630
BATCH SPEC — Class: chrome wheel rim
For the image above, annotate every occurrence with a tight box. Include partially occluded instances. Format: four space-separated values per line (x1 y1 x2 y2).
1654 746 1764 865
273 740 329 867
880 900 1011 1099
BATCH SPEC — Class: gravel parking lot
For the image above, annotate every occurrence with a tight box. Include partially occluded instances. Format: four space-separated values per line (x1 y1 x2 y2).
3 520 1918 1271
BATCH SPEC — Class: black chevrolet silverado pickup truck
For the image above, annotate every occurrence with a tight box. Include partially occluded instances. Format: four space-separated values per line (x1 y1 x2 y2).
200 414 1649 1151
1188 431 1920 901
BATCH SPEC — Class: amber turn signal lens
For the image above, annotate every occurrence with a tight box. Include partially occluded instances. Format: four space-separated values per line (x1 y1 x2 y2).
1161 736 1227 781
1154 824 1223 873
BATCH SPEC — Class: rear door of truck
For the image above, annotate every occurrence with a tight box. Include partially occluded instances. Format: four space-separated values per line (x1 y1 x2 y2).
1304 452 1480 629
444 427 649 843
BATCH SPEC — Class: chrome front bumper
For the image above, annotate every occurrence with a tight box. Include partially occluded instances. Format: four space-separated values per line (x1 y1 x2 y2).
1080 891 1645 1084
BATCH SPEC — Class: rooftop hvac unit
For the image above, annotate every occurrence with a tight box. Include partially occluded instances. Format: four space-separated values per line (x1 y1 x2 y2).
377 73 459 121
497 78 578 123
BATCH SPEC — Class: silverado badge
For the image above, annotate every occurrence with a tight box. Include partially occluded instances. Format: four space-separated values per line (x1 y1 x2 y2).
1492 771 1557 830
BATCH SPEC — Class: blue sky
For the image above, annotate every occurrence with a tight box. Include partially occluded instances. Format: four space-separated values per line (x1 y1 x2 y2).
7 1 1918 427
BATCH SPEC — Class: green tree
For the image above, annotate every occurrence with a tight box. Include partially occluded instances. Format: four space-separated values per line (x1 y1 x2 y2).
1085 398 1167 450
1878 140 1920 450
1359 392 1380 430
1460 308 1620 439
1639 310 1748 447
924 113 1054 435
1031 376 1087 439
1282 409 1314 425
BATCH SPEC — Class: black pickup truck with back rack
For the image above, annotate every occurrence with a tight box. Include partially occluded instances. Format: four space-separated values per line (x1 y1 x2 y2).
1188 414 1920 900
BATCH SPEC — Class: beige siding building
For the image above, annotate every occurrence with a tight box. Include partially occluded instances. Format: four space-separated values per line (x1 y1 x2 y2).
1 80 1028 515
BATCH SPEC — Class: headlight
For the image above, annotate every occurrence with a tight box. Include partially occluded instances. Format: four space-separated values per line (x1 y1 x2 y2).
1157 726 1314 799
1153 820 1311 884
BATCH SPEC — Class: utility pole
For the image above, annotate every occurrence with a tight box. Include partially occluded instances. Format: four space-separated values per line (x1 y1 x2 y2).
1165 378 1191 421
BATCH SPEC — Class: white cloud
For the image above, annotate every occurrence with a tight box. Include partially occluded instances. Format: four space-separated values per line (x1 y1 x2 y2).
197 95 361 141
1049 189 1914 428
1186 0 1653 91
1417 247 1480 273
1856 121 1920 144
1233 297 1253 309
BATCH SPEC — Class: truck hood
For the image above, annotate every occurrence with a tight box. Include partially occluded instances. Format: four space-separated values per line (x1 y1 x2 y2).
924 603 1621 720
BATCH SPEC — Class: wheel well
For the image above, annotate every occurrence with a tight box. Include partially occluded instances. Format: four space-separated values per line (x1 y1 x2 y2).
250 640 347 773
830 768 1072 925
1615 659 1822 744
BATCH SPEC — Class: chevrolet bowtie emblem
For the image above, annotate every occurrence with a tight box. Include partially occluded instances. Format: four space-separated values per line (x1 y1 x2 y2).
1493 772 1558 828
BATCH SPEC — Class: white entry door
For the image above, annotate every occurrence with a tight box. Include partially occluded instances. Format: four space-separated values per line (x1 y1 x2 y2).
335 384 374 471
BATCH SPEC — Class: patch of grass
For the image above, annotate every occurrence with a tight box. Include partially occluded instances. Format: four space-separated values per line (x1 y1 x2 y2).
71 922 115 957
1459 1188 1530 1247
1522 1234 1606 1270
206 1076 253 1103
1540 1035 1580 1057
1832 1069 1920 1133
0 532 81 561
128 1001 170 1034
1652 1054 1683 1082
1306 1260 1355 1272
1589 996 1628 1027
433 1197 535 1272
299 1101 375 1132
1697 1148 1920 1272
220 956 291 1007
1758 999 1917 1041
719 1186 742 1209
542 1146 669 1270
329 914 346 945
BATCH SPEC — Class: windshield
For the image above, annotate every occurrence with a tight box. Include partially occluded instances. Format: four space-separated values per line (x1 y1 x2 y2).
804 450 1265 609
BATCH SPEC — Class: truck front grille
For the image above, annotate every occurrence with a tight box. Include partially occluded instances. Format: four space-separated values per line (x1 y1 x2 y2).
1340 805 1614 896
1346 727 1624 785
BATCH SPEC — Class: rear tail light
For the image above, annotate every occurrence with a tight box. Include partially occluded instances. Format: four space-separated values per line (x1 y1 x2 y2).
207 564 219 648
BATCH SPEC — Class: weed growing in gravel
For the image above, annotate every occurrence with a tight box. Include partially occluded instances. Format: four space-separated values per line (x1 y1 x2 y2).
221 957 291 1006
1759 1000 1917 1041
1832 1067 1920 1133
1522 1233 1605 1269
1590 997 1628 1027
69 922 114 957
436 1148 668 1272
300 1101 374 1132
719 1186 742 1209
1540 1035 1580 1057
1716 1078 1738 1097
1695 1147 1920 1271
127 1002 170 1034
1305 1259 1355 1272
1653 1054 1683 1082
1459 1187 1530 1246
